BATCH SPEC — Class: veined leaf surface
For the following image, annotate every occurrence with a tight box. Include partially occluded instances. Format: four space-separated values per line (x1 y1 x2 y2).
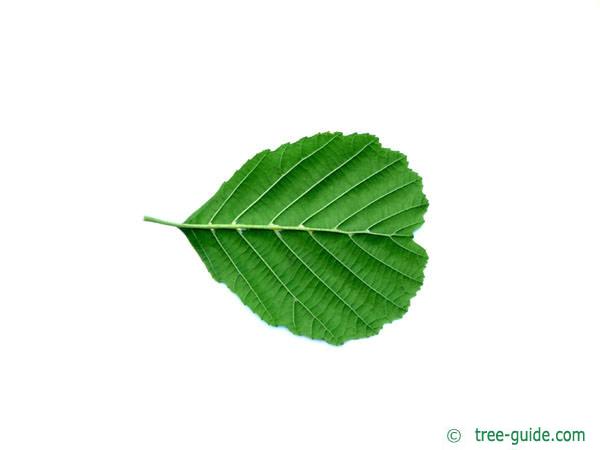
145 132 428 345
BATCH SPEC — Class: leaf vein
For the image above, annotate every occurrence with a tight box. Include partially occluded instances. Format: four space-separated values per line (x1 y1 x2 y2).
300 157 403 226
366 202 429 231
210 230 276 322
389 236 427 258
188 230 216 275
237 230 336 339
336 178 420 228
393 220 425 235
269 139 376 224
308 232 405 310
275 231 375 332
233 133 341 224
208 151 269 224
348 235 422 284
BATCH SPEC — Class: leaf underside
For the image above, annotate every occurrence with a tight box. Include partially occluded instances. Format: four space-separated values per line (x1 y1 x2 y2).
153 132 428 345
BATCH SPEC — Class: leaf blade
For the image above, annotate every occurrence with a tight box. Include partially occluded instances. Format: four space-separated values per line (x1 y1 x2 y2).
149 132 428 345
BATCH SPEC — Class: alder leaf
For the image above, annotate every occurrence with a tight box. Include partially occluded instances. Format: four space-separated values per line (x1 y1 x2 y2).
145 132 428 345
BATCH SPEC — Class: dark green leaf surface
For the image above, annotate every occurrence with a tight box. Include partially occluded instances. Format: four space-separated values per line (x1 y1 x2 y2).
146 132 428 345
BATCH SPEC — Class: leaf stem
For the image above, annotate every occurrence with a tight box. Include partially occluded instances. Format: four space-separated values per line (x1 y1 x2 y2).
144 216 187 228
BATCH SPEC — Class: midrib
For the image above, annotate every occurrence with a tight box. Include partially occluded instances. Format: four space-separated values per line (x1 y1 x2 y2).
143 216 403 237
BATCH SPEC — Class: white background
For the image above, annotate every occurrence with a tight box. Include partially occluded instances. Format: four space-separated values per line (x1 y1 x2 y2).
1 1 599 449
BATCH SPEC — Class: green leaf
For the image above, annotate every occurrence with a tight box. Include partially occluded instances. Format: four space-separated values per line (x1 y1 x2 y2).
145 132 428 345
